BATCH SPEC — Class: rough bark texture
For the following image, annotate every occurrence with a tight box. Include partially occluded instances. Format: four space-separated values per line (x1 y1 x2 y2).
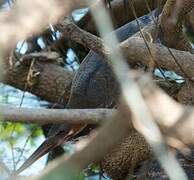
121 38 194 78
2 57 74 105
101 131 151 180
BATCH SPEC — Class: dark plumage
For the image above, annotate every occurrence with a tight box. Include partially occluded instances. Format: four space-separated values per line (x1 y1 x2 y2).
16 12 153 176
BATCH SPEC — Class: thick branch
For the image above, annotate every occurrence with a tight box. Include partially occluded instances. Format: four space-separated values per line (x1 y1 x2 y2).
2 57 74 105
120 38 194 78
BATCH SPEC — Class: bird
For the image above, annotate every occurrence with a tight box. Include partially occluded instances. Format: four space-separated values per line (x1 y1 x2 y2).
15 12 153 174
15 51 119 174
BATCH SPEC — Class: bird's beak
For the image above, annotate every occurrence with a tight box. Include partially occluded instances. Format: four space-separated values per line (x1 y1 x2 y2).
15 138 58 175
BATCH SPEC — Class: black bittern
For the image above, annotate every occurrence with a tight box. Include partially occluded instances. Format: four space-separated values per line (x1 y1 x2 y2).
15 0 155 174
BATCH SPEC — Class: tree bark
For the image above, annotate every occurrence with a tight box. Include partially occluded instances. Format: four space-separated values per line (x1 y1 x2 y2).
2 58 74 105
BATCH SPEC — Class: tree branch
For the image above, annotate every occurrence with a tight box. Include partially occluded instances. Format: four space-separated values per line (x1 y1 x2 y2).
2 54 74 105
0 106 113 125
